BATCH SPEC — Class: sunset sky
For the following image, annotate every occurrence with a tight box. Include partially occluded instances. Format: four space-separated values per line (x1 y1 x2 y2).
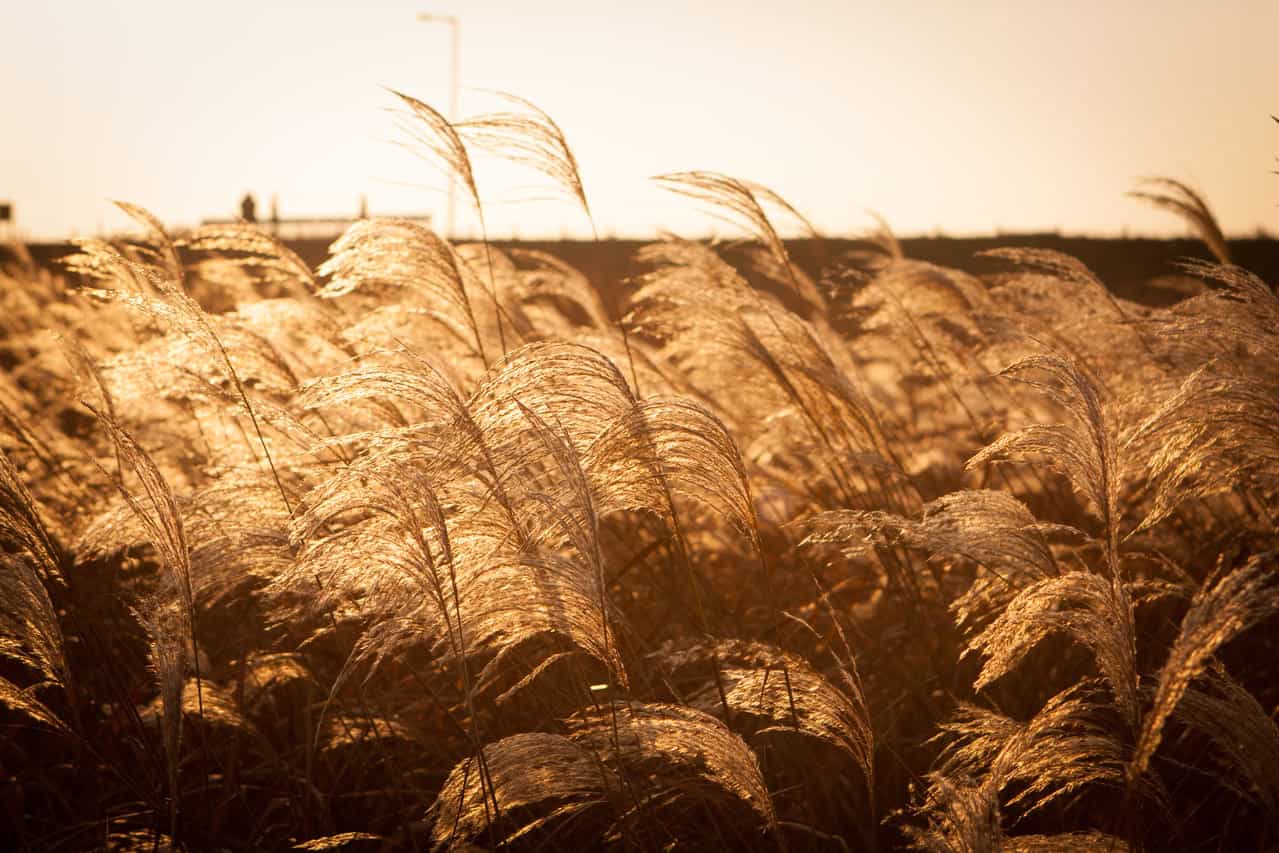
5 0 1276 241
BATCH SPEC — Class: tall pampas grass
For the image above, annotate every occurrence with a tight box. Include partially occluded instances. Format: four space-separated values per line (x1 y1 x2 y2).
3 90 1277 852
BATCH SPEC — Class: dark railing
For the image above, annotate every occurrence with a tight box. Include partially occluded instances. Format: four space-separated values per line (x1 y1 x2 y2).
200 213 433 241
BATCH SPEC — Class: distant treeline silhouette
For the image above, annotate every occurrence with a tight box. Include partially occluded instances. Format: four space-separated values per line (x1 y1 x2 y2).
18 233 1279 307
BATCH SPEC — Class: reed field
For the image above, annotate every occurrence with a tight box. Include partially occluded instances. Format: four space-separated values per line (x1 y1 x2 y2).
1 93 1277 851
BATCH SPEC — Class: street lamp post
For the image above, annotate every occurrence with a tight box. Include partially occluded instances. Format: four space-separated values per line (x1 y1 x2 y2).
417 12 459 240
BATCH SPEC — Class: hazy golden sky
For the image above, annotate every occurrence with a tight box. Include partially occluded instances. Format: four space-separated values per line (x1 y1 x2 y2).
5 0 1277 240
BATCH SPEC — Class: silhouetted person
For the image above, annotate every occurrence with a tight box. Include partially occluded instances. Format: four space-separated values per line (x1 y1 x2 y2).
240 192 257 223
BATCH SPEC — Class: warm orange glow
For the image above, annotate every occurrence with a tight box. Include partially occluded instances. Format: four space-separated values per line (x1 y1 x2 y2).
4 0 1277 240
